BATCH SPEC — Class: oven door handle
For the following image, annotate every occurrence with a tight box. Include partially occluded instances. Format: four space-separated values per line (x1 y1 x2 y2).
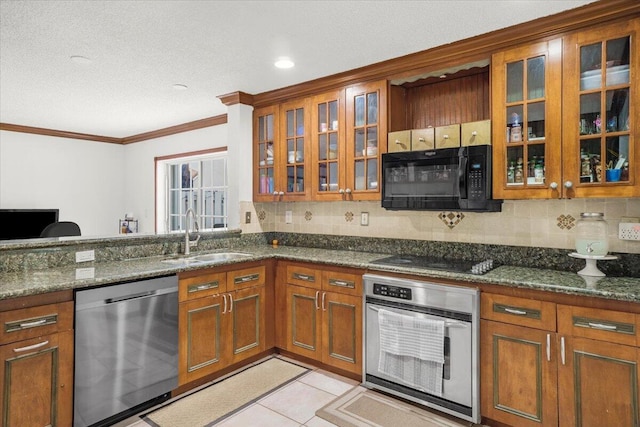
367 305 468 328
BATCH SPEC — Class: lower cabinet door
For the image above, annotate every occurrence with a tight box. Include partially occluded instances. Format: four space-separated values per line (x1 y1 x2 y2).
179 294 229 385
286 285 322 360
558 336 640 427
230 286 266 364
481 320 558 427
321 291 362 375
0 330 73 427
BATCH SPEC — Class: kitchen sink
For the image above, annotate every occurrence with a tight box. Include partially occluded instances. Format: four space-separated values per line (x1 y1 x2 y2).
161 252 252 266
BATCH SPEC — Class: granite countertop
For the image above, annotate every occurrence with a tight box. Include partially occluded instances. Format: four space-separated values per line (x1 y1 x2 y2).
1 245 639 302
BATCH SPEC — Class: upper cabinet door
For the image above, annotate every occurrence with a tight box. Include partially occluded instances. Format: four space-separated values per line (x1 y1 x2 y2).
345 80 387 201
562 19 639 198
312 89 346 200
253 105 279 202
279 98 311 201
492 39 563 199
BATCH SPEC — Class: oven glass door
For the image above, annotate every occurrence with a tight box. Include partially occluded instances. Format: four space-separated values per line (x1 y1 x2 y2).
365 301 472 407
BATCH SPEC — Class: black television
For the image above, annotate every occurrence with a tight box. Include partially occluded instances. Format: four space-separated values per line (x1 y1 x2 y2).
0 209 59 240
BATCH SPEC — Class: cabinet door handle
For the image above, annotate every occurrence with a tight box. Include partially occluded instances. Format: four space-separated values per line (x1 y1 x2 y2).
322 292 326 311
13 340 49 353
504 307 527 316
315 291 320 310
395 139 401 144
564 181 573 189
418 137 425 142
223 294 228 314
546 334 551 362
471 131 478 136
228 293 233 313
587 322 617 331
561 337 566 365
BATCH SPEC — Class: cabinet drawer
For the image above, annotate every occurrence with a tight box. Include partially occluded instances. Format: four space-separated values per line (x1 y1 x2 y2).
435 124 461 148
321 270 362 296
558 305 638 347
228 265 266 290
0 301 73 344
179 272 227 302
481 293 556 331
388 130 411 152
286 265 321 289
461 120 491 146
411 128 435 151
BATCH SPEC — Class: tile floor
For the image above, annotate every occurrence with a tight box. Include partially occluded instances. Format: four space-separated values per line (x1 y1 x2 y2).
116 357 357 427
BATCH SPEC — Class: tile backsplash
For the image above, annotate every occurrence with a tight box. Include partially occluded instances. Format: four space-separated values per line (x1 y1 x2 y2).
242 198 640 254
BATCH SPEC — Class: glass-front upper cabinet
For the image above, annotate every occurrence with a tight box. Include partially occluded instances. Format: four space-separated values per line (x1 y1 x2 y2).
345 80 387 201
279 98 310 200
253 105 278 201
492 39 562 199
563 19 639 198
312 89 344 200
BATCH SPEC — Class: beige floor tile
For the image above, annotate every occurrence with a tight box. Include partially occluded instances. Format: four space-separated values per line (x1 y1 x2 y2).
298 371 357 396
305 415 338 427
215 404 300 427
259 380 337 424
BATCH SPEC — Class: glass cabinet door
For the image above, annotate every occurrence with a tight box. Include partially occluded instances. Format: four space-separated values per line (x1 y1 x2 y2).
253 105 278 200
563 19 638 198
492 39 562 199
312 89 345 199
284 103 306 195
346 80 386 200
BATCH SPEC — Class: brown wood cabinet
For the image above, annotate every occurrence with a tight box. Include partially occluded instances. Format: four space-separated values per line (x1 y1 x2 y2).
178 263 267 385
493 18 639 200
254 80 386 202
282 262 363 375
481 293 640 427
0 301 74 427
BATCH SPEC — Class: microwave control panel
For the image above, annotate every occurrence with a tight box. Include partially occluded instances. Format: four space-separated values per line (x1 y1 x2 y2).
468 160 485 200
373 283 412 300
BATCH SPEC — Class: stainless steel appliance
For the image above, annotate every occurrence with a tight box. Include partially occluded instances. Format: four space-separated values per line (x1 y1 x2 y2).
381 145 502 211
363 274 480 423
74 275 179 427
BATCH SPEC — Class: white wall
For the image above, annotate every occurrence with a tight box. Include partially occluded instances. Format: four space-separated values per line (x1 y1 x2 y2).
123 124 228 234
0 130 126 236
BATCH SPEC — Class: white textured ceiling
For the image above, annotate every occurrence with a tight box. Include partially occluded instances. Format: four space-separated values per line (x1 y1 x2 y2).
0 0 596 138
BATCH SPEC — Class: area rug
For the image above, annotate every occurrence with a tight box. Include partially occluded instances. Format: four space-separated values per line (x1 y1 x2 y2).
316 386 477 427
143 357 309 427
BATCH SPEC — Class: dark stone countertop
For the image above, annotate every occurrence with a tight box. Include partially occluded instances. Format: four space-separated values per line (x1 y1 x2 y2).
1 245 639 303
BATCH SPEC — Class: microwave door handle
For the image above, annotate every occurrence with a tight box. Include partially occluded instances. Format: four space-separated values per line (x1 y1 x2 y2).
458 155 468 199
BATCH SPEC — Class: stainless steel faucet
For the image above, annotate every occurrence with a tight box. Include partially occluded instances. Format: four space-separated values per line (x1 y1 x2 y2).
184 208 200 255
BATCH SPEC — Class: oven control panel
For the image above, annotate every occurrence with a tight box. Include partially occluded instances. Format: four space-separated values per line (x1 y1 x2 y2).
373 283 412 300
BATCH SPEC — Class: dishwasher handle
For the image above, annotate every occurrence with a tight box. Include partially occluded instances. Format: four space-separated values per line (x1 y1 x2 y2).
105 290 157 304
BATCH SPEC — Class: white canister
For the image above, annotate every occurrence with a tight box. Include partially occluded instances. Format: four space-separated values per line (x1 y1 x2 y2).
575 212 609 256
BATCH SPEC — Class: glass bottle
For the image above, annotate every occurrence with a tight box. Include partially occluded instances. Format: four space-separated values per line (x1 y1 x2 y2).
514 158 524 183
575 212 609 256
534 159 544 183
507 162 515 183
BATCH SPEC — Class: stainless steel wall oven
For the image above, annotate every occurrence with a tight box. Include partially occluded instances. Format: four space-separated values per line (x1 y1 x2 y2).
363 274 480 423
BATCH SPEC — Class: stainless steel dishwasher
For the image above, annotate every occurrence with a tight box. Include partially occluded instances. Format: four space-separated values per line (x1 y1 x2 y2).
74 275 179 427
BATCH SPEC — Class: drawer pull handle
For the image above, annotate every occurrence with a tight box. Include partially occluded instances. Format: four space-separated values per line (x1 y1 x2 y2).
235 273 260 284
588 322 617 331
6 314 58 333
14 340 49 353
328 279 355 289
504 308 527 316
293 273 315 282
188 281 219 293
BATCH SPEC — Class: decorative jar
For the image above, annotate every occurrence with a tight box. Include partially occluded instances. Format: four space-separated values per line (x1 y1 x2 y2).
575 212 608 256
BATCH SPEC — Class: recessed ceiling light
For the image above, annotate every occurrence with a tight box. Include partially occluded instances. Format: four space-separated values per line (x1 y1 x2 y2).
274 57 295 69
172 84 188 90
70 55 92 65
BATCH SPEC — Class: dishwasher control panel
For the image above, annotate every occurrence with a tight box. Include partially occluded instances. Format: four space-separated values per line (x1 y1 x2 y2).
373 283 412 300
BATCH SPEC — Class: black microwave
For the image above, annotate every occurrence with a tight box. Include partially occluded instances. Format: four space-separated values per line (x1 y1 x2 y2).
381 145 502 211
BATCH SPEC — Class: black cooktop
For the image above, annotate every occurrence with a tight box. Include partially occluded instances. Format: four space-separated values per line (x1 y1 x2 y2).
370 254 496 275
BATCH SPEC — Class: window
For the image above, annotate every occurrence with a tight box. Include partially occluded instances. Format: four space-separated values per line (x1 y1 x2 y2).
156 150 227 233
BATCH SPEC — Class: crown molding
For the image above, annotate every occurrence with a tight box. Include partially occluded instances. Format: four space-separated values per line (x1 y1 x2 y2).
0 114 227 145
217 91 254 106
